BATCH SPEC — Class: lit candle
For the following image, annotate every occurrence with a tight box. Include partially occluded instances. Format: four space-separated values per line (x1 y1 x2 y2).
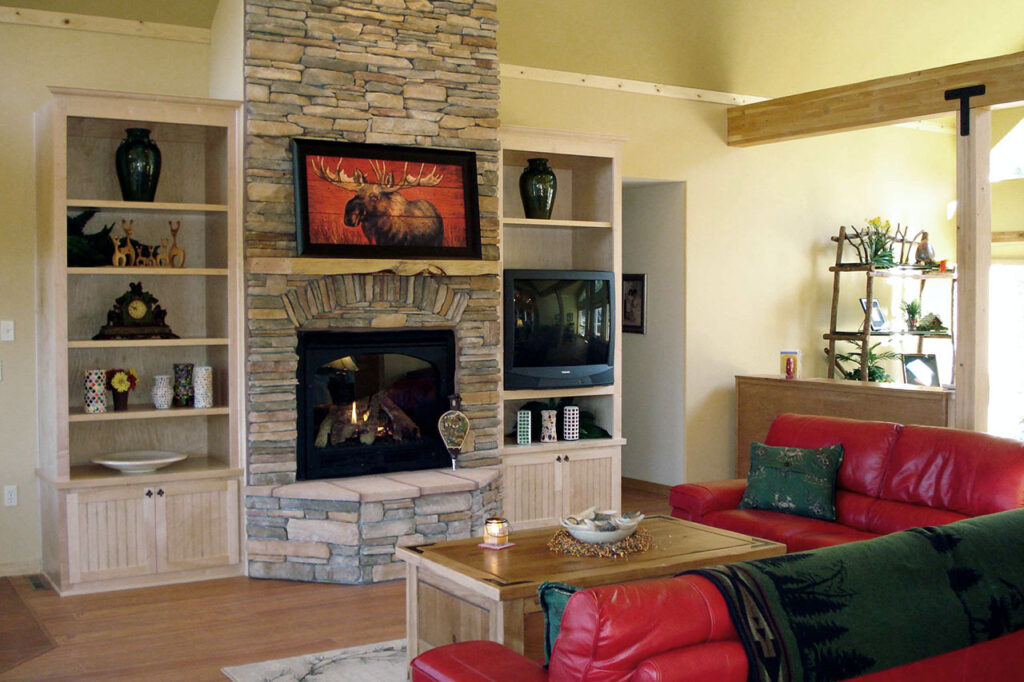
483 517 510 546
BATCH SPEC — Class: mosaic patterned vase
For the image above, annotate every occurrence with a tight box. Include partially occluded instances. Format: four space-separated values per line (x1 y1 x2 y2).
541 409 558 443
193 365 213 409
173 363 194 407
563 405 580 441
83 369 106 414
151 374 172 410
516 409 532 445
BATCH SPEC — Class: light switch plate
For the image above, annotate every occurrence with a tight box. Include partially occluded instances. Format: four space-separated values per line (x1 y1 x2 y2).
0 320 12 342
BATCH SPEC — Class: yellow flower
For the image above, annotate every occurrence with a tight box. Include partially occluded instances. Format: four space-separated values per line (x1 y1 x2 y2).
111 372 131 392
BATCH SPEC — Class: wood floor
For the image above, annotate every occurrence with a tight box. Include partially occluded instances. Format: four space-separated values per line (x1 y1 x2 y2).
2 483 672 681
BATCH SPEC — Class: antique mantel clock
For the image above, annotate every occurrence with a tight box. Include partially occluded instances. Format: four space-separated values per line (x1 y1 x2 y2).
93 281 178 340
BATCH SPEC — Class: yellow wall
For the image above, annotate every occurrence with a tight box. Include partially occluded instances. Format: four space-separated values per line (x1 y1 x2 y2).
496 0 1007 482
0 22 208 573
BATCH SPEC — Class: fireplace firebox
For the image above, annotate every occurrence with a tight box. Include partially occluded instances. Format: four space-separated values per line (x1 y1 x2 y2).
296 329 456 480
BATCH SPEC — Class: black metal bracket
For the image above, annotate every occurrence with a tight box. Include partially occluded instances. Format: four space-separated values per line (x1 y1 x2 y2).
944 84 986 136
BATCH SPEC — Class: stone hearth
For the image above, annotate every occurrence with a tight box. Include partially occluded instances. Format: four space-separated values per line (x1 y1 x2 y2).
246 467 500 583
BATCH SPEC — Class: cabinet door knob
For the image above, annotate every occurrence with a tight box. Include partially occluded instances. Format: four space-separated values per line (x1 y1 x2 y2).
145 489 153 498
157 489 165 497
556 455 562 462
564 455 570 462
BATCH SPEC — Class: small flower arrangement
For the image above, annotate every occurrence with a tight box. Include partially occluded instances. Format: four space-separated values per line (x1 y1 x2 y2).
105 368 139 393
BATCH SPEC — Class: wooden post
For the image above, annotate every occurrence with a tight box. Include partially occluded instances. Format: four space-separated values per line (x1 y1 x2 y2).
954 108 991 431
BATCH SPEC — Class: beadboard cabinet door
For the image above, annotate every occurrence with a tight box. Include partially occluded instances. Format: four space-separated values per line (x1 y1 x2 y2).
563 447 621 517
156 479 239 573
67 486 156 584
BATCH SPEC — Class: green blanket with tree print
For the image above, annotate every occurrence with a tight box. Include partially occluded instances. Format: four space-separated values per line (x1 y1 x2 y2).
687 508 1024 682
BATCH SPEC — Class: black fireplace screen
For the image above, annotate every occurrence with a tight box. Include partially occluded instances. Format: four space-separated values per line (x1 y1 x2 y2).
296 330 455 480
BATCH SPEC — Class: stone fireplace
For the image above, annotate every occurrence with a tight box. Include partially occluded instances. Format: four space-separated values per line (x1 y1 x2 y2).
242 0 501 583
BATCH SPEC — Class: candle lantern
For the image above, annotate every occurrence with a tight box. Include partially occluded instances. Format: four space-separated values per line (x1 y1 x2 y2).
482 517 511 548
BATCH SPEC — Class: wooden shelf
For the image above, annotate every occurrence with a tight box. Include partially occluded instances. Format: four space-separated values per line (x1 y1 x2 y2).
68 405 230 422
248 257 499 277
502 218 613 230
49 459 241 489
825 331 952 340
67 267 228 276
503 385 615 400
67 199 228 213
68 337 229 349
502 437 627 456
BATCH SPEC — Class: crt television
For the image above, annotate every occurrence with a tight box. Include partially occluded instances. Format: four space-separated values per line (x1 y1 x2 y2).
503 269 615 389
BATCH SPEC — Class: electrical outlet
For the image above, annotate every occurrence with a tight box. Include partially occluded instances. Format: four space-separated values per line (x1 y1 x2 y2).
0 320 12 342
3 486 16 507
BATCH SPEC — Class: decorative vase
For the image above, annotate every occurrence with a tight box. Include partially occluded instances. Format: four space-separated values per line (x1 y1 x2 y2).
151 374 173 409
563 405 580 441
173 363 194 407
193 366 213 409
83 369 107 414
115 128 161 202
112 390 129 412
519 158 557 219
516 409 532 445
540 409 558 443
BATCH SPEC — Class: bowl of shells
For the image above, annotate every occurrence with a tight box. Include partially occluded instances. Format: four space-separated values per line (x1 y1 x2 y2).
561 507 644 544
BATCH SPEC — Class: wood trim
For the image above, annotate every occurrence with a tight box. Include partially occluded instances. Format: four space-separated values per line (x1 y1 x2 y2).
993 231 1024 243
0 7 210 44
247 257 500 277
500 63 765 106
727 51 1024 147
954 109 992 430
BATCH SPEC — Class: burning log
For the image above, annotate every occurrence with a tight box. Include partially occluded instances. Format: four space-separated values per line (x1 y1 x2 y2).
315 389 421 448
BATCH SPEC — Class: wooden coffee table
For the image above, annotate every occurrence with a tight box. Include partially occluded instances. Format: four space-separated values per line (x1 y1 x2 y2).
396 515 785 662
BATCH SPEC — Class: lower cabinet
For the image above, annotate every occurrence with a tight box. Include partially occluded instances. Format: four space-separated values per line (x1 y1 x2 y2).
64 477 240 589
503 446 621 529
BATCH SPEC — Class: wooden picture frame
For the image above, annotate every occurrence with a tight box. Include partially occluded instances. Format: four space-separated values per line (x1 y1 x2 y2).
622 273 646 334
902 353 940 386
292 139 481 259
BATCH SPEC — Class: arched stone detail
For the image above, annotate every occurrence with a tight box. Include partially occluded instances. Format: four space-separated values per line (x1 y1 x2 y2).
279 274 470 327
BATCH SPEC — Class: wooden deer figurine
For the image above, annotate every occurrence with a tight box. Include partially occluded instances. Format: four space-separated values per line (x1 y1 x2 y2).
111 220 136 267
167 221 185 268
138 244 156 267
155 237 170 267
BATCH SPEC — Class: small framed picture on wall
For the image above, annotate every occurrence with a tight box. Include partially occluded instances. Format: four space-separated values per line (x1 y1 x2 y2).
622 274 646 334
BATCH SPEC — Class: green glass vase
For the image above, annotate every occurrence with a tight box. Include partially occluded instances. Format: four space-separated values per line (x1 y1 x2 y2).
519 158 557 219
115 128 161 202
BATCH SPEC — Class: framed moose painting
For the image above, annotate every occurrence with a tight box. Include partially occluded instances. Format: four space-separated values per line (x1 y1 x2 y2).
292 139 482 259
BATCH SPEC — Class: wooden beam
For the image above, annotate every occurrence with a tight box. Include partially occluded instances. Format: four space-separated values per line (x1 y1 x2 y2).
954 108 991 431
727 51 1024 146
0 6 209 44
993 231 1024 243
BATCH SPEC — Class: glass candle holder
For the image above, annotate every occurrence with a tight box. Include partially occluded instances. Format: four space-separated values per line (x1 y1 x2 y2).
483 517 510 547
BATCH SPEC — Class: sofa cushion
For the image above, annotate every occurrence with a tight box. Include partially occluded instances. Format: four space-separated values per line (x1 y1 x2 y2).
537 581 580 664
881 424 1024 517
704 508 879 550
739 442 844 520
764 413 901 497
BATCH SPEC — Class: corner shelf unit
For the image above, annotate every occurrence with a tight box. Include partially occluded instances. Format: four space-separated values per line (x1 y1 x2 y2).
498 126 625 529
824 227 956 383
35 87 244 594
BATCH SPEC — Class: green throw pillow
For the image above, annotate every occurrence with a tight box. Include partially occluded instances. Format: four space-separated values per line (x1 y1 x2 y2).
537 580 580 665
739 442 844 521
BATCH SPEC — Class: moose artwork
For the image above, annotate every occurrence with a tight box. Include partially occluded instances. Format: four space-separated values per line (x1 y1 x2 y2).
292 139 481 259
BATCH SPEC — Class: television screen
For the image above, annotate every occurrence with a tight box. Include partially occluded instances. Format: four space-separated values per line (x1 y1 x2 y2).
504 270 615 389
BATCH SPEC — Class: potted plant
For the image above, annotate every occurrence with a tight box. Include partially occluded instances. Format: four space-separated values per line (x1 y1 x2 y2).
861 217 896 268
833 342 898 382
901 299 922 330
105 368 139 411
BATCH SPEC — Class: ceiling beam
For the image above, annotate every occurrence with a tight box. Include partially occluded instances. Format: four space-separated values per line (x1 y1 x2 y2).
727 51 1024 147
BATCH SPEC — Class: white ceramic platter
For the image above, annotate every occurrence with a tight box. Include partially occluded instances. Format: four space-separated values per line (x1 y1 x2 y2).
91 450 187 474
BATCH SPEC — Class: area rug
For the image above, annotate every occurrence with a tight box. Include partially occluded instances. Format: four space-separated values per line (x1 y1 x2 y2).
221 638 407 681
0 577 56 674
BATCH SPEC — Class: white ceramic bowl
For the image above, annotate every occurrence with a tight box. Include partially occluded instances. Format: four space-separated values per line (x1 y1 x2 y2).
91 450 187 474
561 510 643 544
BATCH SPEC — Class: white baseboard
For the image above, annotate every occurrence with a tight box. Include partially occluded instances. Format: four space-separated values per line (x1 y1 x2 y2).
0 559 42 577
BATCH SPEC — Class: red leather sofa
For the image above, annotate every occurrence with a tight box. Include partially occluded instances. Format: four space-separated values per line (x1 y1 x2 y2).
411 569 1024 681
669 413 1024 551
